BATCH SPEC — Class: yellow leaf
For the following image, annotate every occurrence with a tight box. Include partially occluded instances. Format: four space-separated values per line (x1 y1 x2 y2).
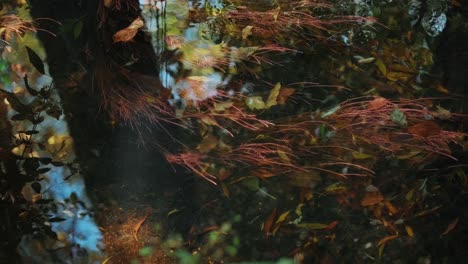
357 57 375 64
196 133 218 153
275 210 291 225
167 208 181 216
265 83 281 109
296 223 329 230
214 101 234 112
405 190 414 201
277 149 290 163
200 116 218 126
221 182 230 198
352 151 372 159
397 151 421 160
272 210 290 236
242 25 253 40
295 203 304 217
245 96 265 110
386 71 412 82
102 255 115 264
325 183 348 194
375 59 387 75
405 225 414 238
436 83 449 94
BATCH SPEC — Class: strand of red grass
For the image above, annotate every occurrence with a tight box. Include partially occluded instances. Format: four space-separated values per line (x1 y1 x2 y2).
166 152 217 185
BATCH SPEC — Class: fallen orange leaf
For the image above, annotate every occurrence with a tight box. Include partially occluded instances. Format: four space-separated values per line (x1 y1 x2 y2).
361 191 384 206
133 208 152 241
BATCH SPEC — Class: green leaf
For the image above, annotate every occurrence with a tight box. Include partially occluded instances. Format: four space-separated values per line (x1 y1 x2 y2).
391 108 407 126
25 46 45 75
296 222 329 230
73 20 83 39
138 247 153 257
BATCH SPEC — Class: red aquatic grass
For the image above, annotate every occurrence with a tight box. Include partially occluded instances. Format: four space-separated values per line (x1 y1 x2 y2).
327 96 466 160
93 60 180 129
166 151 217 184
222 1 374 43
185 104 274 136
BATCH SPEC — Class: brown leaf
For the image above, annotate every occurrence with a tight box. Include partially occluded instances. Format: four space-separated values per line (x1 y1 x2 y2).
383 200 398 215
441 217 459 236
113 17 144 43
277 87 296 105
133 209 152 241
407 121 441 138
196 133 218 153
361 191 384 206
264 208 277 239
368 97 391 110
325 220 339 230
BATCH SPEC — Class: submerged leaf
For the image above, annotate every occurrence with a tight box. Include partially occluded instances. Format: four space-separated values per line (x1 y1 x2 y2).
245 96 265 110
296 223 329 230
352 151 373 159
368 97 390 110
361 190 384 206
391 108 407 126
265 83 281 109
264 208 277 238
408 121 441 137
277 87 295 105
242 25 253 40
378 234 398 246
405 225 414 238
375 59 387 75
196 133 218 153
441 217 459 236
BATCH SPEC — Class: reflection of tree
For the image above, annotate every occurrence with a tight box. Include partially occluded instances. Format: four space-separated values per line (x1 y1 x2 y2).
1 0 467 262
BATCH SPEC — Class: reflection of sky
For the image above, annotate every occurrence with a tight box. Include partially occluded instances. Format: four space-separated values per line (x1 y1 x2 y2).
141 0 228 105
2 40 103 258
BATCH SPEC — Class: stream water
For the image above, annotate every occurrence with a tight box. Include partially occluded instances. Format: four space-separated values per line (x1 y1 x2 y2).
1 0 468 263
